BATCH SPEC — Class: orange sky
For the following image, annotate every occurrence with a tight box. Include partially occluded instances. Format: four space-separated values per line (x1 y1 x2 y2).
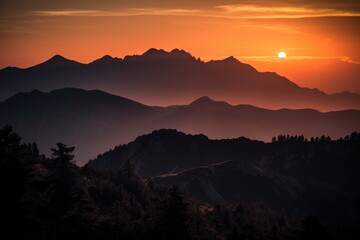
1 0 359 94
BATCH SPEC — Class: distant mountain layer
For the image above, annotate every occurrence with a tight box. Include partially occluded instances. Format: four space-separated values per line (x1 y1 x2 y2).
1 48 359 111
1 88 359 165
88 129 360 225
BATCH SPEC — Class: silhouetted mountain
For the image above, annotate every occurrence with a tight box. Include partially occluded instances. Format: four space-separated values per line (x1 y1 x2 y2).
0 88 160 165
89 55 122 65
34 54 83 68
88 129 360 195
140 48 194 61
189 96 232 111
88 129 360 226
87 129 263 177
1 88 359 165
1 48 359 111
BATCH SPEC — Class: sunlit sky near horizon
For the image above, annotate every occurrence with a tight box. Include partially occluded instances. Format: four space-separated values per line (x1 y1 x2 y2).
1 0 359 94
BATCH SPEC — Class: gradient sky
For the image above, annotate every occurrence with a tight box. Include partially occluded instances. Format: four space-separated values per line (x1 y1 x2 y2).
1 0 359 94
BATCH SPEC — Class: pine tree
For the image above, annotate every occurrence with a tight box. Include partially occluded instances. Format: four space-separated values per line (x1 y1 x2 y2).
0 125 48 239
155 185 190 240
0 125 27 237
48 142 78 220
65 176 99 239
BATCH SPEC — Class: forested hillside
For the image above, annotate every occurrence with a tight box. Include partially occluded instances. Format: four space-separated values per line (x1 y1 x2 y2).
2 125 355 239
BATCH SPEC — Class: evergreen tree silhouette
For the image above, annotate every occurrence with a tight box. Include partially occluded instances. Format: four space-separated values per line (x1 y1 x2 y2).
155 185 190 240
48 143 78 224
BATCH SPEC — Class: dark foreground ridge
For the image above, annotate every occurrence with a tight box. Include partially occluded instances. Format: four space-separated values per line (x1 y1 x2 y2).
2 125 359 239
88 129 360 231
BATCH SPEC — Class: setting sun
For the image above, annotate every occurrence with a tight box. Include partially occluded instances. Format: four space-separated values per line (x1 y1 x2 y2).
278 51 287 59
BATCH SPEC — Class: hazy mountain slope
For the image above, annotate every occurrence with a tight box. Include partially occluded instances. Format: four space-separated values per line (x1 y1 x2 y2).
0 88 163 164
155 97 360 141
1 48 359 111
1 88 360 165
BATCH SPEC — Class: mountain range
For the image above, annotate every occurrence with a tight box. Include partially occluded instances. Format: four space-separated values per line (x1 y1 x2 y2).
1 88 359 165
87 129 360 225
1 48 359 111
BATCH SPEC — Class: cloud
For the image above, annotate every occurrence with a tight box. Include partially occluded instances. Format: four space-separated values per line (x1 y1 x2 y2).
30 4 360 20
2 0 360 17
252 24 301 34
341 57 360 65
216 4 360 19
33 10 103 17
0 25 37 35
32 8 202 17
218 0 360 11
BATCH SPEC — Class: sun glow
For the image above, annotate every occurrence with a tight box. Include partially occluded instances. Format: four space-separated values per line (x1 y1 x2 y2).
278 51 287 59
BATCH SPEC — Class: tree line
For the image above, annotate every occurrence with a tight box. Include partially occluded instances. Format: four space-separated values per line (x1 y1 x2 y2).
272 132 359 143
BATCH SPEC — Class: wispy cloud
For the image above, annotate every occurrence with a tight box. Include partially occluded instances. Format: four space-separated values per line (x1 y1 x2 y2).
32 8 201 17
31 5 360 19
340 57 360 65
33 10 102 17
252 24 301 34
0 28 36 35
216 4 360 19
0 22 39 35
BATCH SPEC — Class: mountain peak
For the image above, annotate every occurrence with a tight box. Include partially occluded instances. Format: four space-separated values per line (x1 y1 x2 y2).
48 54 68 62
140 48 194 61
39 55 81 67
189 96 232 110
100 55 114 60
191 96 214 104
90 55 121 64
223 56 238 62
205 55 257 73
170 48 193 59
142 48 168 57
